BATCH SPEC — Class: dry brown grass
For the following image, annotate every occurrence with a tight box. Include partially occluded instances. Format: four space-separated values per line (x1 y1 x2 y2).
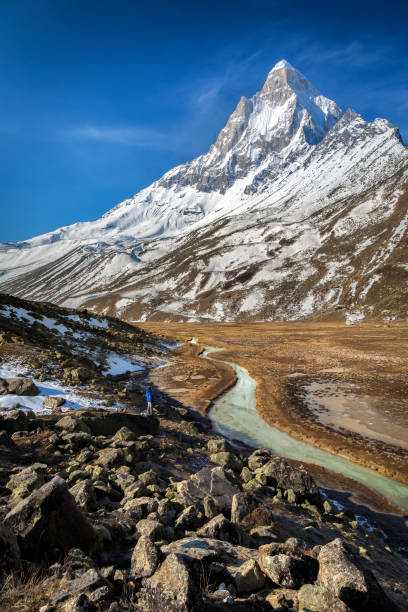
0 567 50 612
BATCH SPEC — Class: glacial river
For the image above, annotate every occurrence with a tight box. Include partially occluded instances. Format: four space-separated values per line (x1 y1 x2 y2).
197 342 408 512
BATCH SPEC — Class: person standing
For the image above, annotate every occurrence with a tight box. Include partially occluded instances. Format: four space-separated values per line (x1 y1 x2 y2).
145 386 153 415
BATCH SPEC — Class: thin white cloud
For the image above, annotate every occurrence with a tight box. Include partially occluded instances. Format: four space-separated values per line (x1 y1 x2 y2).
188 50 263 110
293 38 394 70
68 124 167 148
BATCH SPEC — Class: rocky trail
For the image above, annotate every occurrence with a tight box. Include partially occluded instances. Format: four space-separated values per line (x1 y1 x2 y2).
0 295 407 610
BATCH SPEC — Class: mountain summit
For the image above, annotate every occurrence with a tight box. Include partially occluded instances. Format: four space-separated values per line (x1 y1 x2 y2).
1 62 407 322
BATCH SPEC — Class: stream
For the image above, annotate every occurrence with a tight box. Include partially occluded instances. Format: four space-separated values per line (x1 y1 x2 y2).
197 342 408 512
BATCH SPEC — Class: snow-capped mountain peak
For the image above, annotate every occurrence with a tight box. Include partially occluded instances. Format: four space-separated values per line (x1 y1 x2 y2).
1 61 407 325
269 58 294 71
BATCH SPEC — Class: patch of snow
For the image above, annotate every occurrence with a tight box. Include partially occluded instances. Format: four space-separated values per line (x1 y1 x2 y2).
360 274 380 300
40 315 70 335
0 361 120 413
160 341 180 349
0 306 70 335
104 354 145 376
67 314 82 323
349 281 358 297
88 317 109 329
346 311 365 324
0 305 37 325
298 293 314 317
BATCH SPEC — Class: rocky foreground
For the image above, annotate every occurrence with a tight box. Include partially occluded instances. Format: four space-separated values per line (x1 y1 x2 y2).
0 294 407 610
0 402 407 611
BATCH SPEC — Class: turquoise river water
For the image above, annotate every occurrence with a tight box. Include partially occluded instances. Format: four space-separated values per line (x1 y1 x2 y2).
197 342 408 512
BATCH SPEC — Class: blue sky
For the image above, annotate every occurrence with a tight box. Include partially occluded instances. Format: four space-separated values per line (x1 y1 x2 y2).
1 0 407 242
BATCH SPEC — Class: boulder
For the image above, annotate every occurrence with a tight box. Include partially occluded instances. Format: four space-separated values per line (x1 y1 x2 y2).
77 409 159 436
95 448 126 469
176 466 241 512
4 476 96 562
136 519 164 541
258 457 319 500
175 505 201 532
55 415 91 434
142 552 202 611
211 451 243 472
43 396 66 410
161 537 258 565
120 480 146 502
231 559 265 594
231 492 258 524
317 538 397 611
66 568 109 596
298 583 352 611
203 590 267 610
247 449 271 471
0 430 15 448
114 426 137 441
131 536 160 578
7 464 47 499
249 526 280 547
65 548 97 573
122 496 157 519
61 432 92 451
1 410 42 434
0 522 21 587
207 439 230 454
203 495 217 519
162 538 220 563
0 377 40 396
260 553 315 589
285 488 298 504
240 466 253 483
138 469 159 486
197 514 241 545
265 588 299 610
69 480 97 511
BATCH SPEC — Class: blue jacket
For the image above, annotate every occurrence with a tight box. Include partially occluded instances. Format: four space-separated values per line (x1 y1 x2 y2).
146 389 152 402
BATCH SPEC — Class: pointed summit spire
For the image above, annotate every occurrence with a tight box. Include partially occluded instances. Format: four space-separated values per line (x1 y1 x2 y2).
266 59 300 81
271 59 295 72
262 59 316 96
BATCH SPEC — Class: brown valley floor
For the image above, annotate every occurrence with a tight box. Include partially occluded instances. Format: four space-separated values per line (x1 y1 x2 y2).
142 321 408 490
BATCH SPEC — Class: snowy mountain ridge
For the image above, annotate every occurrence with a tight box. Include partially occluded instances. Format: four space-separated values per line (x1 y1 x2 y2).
1 60 408 322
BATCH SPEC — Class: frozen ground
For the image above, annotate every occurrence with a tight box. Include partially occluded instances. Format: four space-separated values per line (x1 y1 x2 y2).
104 353 146 376
0 361 120 414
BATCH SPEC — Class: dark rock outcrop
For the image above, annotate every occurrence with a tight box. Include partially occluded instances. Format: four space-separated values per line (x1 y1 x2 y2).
298 583 352 611
4 476 96 562
176 466 241 512
0 377 39 396
231 492 257 524
197 514 241 544
259 552 315 589
131 536 160 578
0 522 21 587
317 538 397 611
141 552 202 611
258 457 320 500
0 410 43 434
78 409 159 436
7 463 47 499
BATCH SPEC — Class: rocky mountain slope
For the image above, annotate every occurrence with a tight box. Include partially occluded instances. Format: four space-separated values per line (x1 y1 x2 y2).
1 60 408 322
0 294 407 610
